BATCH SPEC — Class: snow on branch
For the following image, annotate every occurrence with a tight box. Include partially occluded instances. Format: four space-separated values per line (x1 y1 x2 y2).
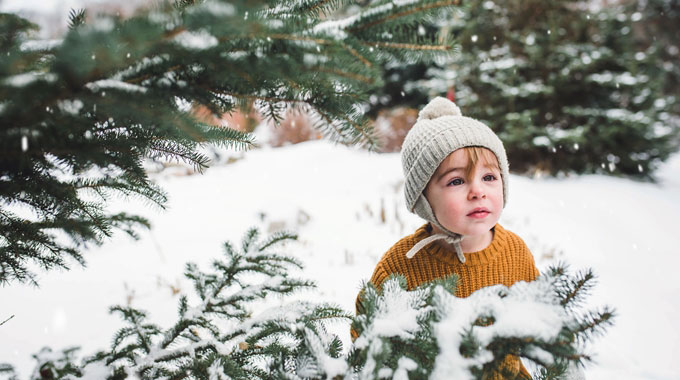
350 265 614 380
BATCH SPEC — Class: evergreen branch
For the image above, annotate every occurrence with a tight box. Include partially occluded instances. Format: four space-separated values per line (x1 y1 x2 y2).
0 314 14 326
257 230 297 251
265 0 347 18
125 65 183 85
67 8 86 29
256 33 373 67
573 307 616 340
173 0 199 12
342 42 373 67
311 66 374 84
72 176 168 208
217 91 307 105
311 105 374 147
347 0 461 33
306 0 338 16
266 33 331 45
199 124 255 150
362 41 452 51
146 141 211 172
560 269 595 307
241 227 259 254
310 106 349 141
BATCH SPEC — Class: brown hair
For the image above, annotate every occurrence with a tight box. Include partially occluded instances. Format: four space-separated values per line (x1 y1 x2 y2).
461 147 500 180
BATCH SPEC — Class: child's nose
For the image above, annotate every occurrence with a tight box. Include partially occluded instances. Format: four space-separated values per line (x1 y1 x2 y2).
467 181 486 200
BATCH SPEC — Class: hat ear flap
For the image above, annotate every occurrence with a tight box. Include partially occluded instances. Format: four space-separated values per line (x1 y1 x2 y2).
413 194 456 237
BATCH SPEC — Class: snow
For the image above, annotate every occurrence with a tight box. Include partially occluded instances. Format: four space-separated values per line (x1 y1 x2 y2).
393 357 417 380
479 58 518 71
113 55 169 82
1 139 680 380
354 280 429 350
312 0 420 39
57 99 84 115
304 327 349 378
85 79 147 94
79 361 113 380
3 72 57 87
19 39 62 52
189 1 236 17
588 71 649 85
430 277 568 380
173 29 219 51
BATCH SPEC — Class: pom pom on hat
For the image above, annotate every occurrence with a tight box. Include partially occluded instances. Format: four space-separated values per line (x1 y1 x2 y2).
416 96 462 121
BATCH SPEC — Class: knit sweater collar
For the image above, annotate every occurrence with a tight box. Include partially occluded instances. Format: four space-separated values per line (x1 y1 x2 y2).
413 223 507 266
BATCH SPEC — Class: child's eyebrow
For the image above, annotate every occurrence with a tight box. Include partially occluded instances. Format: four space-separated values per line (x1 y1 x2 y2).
435 167 463 183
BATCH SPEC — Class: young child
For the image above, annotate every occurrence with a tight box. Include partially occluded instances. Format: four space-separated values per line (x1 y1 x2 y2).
355 97 539 379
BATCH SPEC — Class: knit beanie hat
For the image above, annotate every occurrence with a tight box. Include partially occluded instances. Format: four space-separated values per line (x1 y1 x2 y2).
400 97 510 262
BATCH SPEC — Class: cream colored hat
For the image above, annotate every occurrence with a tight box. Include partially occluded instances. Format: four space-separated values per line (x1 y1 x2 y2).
400 97 510 262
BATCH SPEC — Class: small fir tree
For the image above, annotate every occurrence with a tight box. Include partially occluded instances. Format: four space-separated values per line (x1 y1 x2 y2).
1 229 612 380
349 266 614 380
12 228 350 380
0 229 613 380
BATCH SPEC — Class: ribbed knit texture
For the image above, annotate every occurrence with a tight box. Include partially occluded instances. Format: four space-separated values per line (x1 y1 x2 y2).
369 223 538 295
355 223 539 380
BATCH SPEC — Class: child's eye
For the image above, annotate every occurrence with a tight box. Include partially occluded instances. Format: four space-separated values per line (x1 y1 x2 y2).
483 174 497 181
447 178 464 186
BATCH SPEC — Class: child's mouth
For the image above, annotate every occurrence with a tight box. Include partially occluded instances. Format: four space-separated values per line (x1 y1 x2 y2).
467 209 490 218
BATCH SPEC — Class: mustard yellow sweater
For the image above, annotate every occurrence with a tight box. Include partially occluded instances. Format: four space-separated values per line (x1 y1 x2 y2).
356 223 539 379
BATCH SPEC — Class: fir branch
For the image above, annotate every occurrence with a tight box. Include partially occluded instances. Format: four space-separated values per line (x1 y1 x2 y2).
146 141 211 172
347 0 461 33
560 269 595 308
67 9 86 29
362 40 452 51
257 230 297 251
311 66 375 84
310 105 375 148
72 176 168 208
342 42 373 67
573 307 616 341
251 33 374 67
125 64 183 85
306 0 340 17
217 91 307 105
0 314 14 327
250 33 330 45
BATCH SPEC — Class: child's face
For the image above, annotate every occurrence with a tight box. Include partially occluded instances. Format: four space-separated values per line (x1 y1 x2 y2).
423 148 503 238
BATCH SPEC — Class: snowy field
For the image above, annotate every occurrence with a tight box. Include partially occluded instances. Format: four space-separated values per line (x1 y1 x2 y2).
1 139 680 379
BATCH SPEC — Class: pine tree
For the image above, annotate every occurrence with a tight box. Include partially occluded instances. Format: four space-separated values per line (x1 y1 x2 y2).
2 228 350 380
434 0 678 178
0 0 460 286
629 0 680 138
349 265 614 380
1 228 612 380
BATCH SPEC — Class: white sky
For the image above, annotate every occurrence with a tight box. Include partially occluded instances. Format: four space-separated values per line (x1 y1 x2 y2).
0 0 148 37
0 0 110 13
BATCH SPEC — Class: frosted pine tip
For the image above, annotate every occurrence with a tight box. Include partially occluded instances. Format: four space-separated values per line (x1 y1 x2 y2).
417 96 462 121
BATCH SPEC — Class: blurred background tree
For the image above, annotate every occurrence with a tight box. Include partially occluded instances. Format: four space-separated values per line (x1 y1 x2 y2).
368 0 679 178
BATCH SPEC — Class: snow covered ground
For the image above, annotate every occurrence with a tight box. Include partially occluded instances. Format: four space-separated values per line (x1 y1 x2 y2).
1 139 679 379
